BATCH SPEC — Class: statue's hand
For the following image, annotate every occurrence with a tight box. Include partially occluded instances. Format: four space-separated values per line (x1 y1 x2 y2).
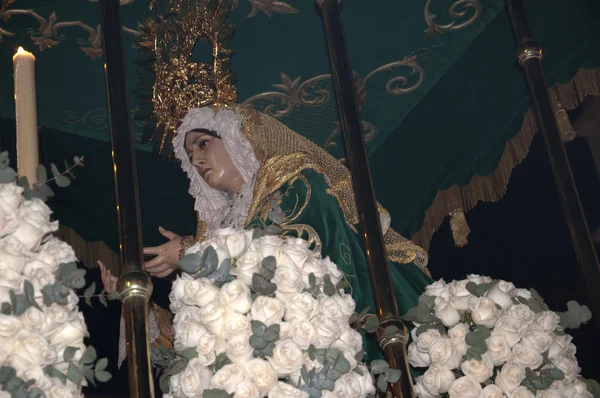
98 260 118 294
143 226 182 278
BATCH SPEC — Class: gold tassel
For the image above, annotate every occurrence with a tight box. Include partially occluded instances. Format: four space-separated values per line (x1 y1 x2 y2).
550 90 576 142
449 209 471 247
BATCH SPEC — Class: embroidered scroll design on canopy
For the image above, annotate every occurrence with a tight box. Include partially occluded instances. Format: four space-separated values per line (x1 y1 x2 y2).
242 55 426 157
424 0 482 37
0 0 141 60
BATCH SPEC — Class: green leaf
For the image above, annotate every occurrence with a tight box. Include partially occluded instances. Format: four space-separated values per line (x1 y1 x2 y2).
81 347 97 365
0 151 9 169
465 346 483 361
0 167 17 184
67 362 82 385
364 315 379 332
84 368 96 387
0 302 10 314
323 274 335 296
308 345 317 361
0 366 17 383
84 282 96 299
10 292 31 315
28 388 44 398
336 280 350 291
179 253 202 274
354 350 364 364
55 175 71 188
63 346 79 362
353 366 364 376
213 353 231 372
44 365 66 384
249 335 268 350
50 163 61 177
385 368 402 383
371 360 389 375
263 324 280 342
377 374 388 393
309 273 317 288
267 210 283 225
261 256 277 272
550 368 565 380
98 293 108 308
203 389 232 398
95 358 108 371
271 199 282 213
251 320 267 337
180 348 198 360
94 370 112 383
36 165 47 184
41 284 55 306
266 225 282 235
159 373 170 394
252 228 264 240
252 273 277 295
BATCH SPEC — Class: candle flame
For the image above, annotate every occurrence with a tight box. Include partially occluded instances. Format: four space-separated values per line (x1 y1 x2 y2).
13 46 35 61
17 47 25 54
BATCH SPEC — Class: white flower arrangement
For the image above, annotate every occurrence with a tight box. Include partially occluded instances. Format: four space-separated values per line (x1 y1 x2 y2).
404 275 599 398
156 217 402 398
0 156 110 398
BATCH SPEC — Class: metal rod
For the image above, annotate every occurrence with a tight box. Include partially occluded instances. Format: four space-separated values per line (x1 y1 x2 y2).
98 1 154 396
316 1 414 396
506 0 600 331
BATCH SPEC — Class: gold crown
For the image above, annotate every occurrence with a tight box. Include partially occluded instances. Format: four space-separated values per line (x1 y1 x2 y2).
138 0 237 153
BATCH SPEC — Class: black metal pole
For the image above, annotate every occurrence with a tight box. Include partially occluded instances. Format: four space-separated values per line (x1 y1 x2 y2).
98 1 154 396
316 1 414 396
506 0 600 331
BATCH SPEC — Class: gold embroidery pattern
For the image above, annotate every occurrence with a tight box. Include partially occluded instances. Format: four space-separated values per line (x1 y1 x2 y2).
424 0 482 37
281 225 322 253
196 220 208 243
244 0 299 18
0 0 140 59
283 174 311 224
339 242 352 265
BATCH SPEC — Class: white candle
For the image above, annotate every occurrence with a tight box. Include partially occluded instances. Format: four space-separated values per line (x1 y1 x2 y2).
13 46 39 187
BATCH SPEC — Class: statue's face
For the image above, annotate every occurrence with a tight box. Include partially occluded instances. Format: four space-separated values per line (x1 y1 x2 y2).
185 129 242 193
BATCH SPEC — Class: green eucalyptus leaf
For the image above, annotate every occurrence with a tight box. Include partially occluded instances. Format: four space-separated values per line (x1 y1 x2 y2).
377 374 388 393
249 335 268 350
204 389 232 398
50 163 61 177
263 324 280 342
44 365 66 385
370 360 389 375
41 285 55 306
308 273 317 288
252 273 277 295
84 369 96 387
179 253 203 274
55 175 71 188
22 280 40 311
197 246 219 277
180 348 199 360
353 366 364 376
159 373 170 394
83 282 96 299
81 346 97 365
262 341 275 356
34 183 54 198
11 292 31 315
36 165 47 184
465 346 483 361
363 315 379 332
213 353 231 372
67 362 81 385
252 228 264 240
0 302 10 314
28 387 45 398
261 256 277 272
308 345 317 361
94 370 112 383
550 368 565 380
385 369 402 383
251 320 267 337
336 280 350 291
0 167 18 183
167 359 188 376
98 293 108 308
0 366 16 383
0 151 9 169
63 347 79 362
95 358 108 371
354 350 364 364
266 225 282 235
323 275 335 296
267 210 283 225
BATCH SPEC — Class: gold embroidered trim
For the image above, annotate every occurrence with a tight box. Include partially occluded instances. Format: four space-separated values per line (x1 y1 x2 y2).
152 302 174 347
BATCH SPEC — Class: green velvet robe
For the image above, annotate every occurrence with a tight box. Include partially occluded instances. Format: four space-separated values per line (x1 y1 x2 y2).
247 169 432 347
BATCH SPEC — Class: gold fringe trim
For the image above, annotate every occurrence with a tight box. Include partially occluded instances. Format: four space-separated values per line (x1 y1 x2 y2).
411 67 600 251
56 225 121 275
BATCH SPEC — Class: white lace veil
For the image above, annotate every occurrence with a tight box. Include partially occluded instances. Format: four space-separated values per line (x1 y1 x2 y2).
172 107 260 236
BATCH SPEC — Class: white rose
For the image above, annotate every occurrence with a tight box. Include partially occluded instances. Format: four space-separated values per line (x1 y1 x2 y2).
169 273 193 312
424 279 447 297
548 334 576 359
0 189 20 237
245 358 278 395
448 376 483 397
284 293 318 322
495 363 525 395
467 274 492 285
39 304 70 338
331 327 363 357
9 333 58 369
480 384 504 398
511 386 536 398
273 265 305 300
211 363 248 394
252 236 284 259
468 296 499 328
420 363 456 395
414 376 439 398
268 382 309 398
298 257 328 289
279 243 311 269
0 314 23 340
0 183 23 210
515 288 533 300
534 311 560 333
493 315 527 347
408 342 431 367
221 280 253 314
46 382 80 398
485 334 512 366
447 280 472 310
40 237 77 265
447 323 470 357
551 355 580 383
341 365 376 397
562 379 594 398
485 281 516 309
234 380 261 398
12 199 57 250
50 314 87 351
536 388 562 398
174 319 216 364
199 300 226 334
182 278 220 308
524 329 553 353
251 296 285 326
278 322 292 340
511 341 543 370
226 333 254 364
180 358 213 397
235 251 263 287
311 314 342 348
461 354 494 383
225 231 251 258
267 339 303 377
290 319 319 349
224 312 252 339
320 257 343 285
428 337 461 370
0 243 26 279
20 366 54 391
318 295 348 322
285 237 312 250
507 304 536 328
412 328 441 354
434 296 461 327
20 307 46 333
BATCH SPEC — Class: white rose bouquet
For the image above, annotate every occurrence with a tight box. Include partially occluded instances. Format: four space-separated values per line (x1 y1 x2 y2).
156 215 401 398
404 275 599 398
0 162 110 398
